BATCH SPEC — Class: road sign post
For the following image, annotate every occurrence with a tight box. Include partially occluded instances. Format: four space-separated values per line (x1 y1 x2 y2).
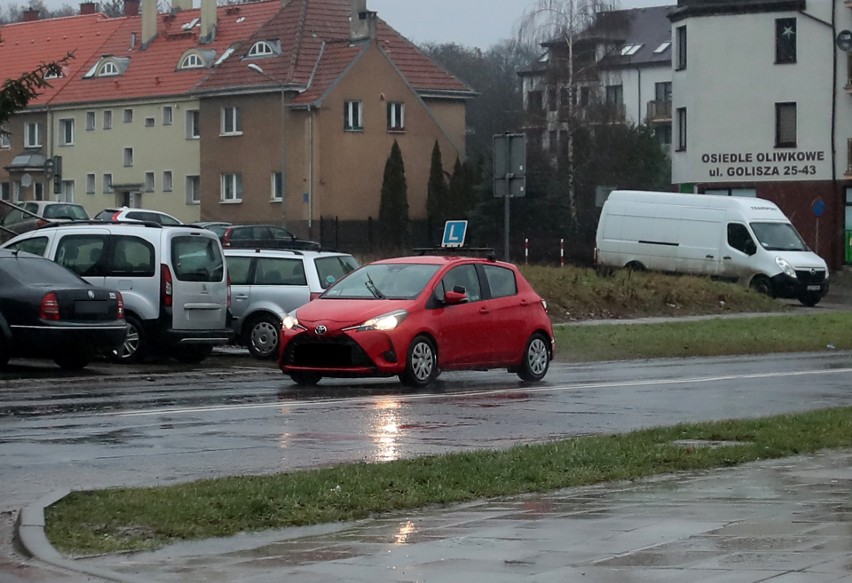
493 133 526 261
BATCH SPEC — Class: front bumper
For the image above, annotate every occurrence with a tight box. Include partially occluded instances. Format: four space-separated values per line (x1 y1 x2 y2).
279 329 404 378
770 272 829 300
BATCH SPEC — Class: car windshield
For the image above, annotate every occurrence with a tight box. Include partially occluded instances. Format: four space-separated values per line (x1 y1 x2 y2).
749 222 808 252
314 255 359 289
0 255 86 285
43 204 89 220
322 263 440 299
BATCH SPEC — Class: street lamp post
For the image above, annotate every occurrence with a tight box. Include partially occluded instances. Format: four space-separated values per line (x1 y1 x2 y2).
247 64 287 226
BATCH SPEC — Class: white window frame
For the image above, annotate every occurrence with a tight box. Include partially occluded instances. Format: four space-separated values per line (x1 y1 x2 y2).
163 170 173 192
145 171 155 192
221 173 243 202
271 171 283 201
99 61 119 76
25 122 42 148
103 110 113 129
103 173 113 194
123 147 133 167
123 108 133 123
144 117 155 128
186 109 200 139
221 106 242 135
86 111 96 131
163 105 173 126
59 180 75 203
180 54 204 69
344 101 363 131
186 175 200 204
387 102 405 131
248 41 274 57
59 118 75 146
86 173 96 194
0 131 9 149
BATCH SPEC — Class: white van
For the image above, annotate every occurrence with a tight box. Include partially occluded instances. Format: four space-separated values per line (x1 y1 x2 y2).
594 190 829 306
2 222 232 362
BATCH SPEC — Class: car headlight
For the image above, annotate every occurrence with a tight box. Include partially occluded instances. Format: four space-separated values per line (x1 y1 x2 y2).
348 310 408 332
775 256 796 279
282 312 301 330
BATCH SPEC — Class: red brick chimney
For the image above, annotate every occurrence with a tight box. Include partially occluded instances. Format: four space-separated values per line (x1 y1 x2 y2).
80 2 96 14
123 0 139 16
22 8 40 21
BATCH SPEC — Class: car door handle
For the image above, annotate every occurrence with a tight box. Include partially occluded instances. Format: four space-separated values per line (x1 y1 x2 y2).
705 255 714 259
723 256 732 260
479 307 490 315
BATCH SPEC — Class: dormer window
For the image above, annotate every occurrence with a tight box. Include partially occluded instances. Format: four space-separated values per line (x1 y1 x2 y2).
44 69 62 80
620 44 643 56
247 40 281 58
181 54 205 69
99 62 119 76
178 49 216 70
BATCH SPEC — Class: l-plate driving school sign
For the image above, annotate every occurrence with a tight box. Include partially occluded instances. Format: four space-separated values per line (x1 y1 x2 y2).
442 220 468 248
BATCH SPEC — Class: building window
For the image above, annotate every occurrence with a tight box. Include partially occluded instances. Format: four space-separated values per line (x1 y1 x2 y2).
86 111 96 131
123 108 133 123
103 110 113 129
59 118 75 146
86 173 95 194
59 180 74 203
605 84 623 105
578 87 591 107
163 106 173 126
775 102 797 148
123 147 133 167
186 175 200 204
271 171 283 201
180 54 204 69
344 101 363 131
655 81 672 103
547 87 557 111
145 171 155 192
1 182 9 201
163 171 173 192
0 131 9 149
186 109 200 139
676 107 687 151
221 173 243 202
248 41 274 56
387 102 405 131
221 106 242 135
676 26 687 70
776 18 796 64
144 117 155 128
527 90 543 112
103 173 113 194
99 61 119 76
25 122 42 148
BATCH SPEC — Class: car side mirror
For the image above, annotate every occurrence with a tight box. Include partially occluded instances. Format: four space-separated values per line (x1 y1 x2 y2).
744 239 757 256
444 289 467 305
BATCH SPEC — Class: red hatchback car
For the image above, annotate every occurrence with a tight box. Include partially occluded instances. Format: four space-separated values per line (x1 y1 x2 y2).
278 254 554 387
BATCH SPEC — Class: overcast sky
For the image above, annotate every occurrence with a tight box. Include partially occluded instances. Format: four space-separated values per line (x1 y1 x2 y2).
30 0 676 51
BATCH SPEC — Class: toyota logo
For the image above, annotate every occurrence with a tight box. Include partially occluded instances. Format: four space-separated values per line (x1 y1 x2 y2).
314 325 327 336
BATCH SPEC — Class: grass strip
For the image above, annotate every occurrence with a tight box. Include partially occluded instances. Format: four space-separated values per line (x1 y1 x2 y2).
47 406 852 556
554 312 852 361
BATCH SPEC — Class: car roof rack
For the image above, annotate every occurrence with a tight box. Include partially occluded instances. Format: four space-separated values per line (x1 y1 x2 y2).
413 247 497 260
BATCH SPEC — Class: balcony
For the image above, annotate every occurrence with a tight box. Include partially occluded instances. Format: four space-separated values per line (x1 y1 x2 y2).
646 100 672 123
560 102 625 123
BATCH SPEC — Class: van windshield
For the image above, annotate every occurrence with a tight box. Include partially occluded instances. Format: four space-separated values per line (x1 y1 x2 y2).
749 222 809 252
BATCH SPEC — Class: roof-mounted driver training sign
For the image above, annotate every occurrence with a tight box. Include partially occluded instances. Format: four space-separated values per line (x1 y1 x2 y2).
442 220 468 248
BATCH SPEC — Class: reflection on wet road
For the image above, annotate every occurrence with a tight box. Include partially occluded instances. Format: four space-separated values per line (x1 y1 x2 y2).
2 350 852 515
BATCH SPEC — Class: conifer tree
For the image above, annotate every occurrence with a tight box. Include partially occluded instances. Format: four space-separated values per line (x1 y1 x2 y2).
426 140 448 240
378 140 409 250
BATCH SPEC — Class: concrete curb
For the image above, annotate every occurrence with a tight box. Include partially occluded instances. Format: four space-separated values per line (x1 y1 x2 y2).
15 489 150 583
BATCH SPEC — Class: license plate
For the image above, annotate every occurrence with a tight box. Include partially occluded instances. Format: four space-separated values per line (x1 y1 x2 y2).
807 285 821 291
74 300 107 315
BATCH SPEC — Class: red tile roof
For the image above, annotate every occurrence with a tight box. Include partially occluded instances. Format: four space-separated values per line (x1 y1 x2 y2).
0 13 124 107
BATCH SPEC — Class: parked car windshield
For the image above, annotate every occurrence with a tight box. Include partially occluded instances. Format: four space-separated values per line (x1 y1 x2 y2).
322 263 440 299
749 222 808 252
0 254 86 285
314 255 359 289
43 204 89 220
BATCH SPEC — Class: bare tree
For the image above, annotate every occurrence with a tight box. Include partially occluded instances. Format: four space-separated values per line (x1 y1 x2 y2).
515 0 620 229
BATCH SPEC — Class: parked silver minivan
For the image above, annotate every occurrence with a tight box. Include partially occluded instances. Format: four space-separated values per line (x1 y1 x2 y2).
2 222 232 363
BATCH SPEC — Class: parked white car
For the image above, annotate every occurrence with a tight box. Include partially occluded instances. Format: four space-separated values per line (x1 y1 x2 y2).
2 222 231 363
226 248 358 359
95 207 182 226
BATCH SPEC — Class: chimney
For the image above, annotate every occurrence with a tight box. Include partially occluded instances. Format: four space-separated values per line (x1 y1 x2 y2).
141 0 157 47
171 0 191 10
200 0 217 43
80 1 96 14
22 8 40 21
123 0 139 16
349 0 368 40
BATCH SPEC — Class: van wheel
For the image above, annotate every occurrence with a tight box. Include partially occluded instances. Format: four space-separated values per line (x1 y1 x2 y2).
625 261 645 271
799 292 821 307
290 372 322 386
246 314 281 360
174 345 213 364
111 315 146 364
749 276 774 297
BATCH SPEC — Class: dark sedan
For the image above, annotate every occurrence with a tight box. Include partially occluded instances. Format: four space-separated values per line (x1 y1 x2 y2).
219 224 320 251
0 249 127 370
